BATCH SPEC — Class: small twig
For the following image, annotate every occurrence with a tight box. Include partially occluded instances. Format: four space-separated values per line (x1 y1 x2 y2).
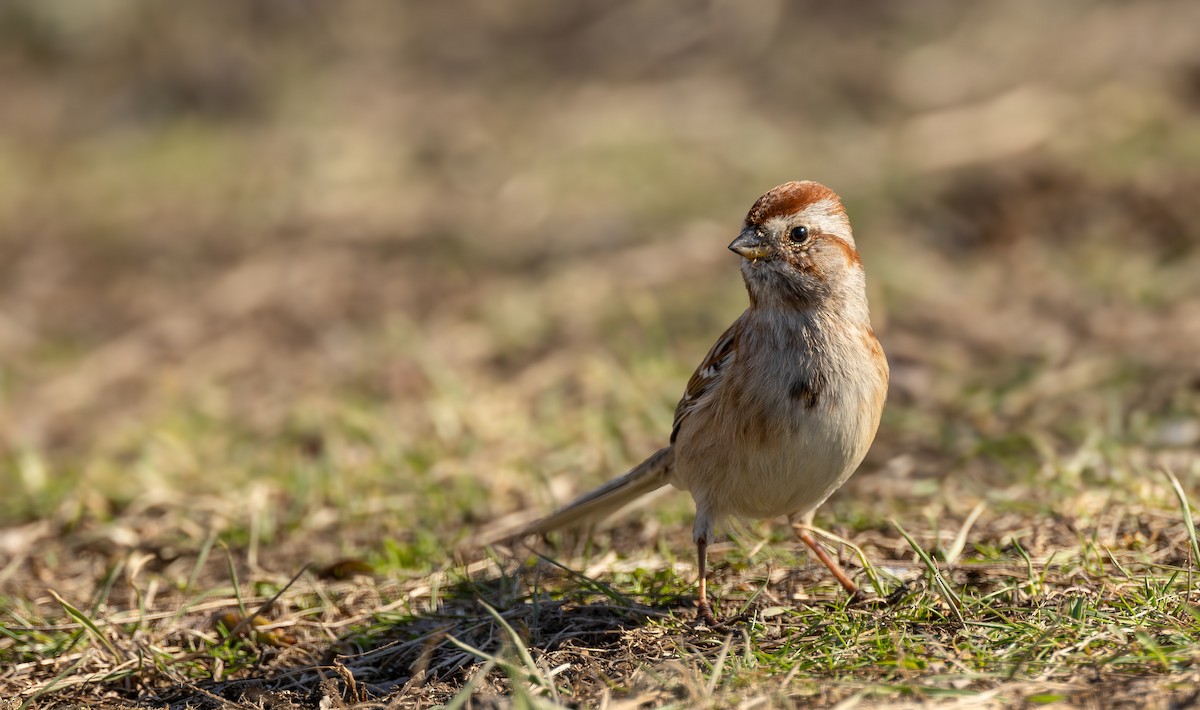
220 563 312 646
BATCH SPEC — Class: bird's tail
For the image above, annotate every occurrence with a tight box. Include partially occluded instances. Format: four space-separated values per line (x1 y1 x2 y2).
515 447 674 539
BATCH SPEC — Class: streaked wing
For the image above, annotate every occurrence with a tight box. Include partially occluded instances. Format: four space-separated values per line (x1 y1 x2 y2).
670 321 739 444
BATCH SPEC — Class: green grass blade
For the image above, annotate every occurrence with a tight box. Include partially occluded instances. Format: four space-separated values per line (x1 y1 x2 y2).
442 657 497 710
893 520 964 624
1163 468 1200 569
46 589 119 661
478 600 549 690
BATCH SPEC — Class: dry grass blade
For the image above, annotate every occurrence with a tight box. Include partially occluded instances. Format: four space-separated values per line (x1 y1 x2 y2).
16 654 90 710
531 550 635 607
441 658 497 710
944 502 987 566
704 633 733 697
184 527 219 596
443 634 553 699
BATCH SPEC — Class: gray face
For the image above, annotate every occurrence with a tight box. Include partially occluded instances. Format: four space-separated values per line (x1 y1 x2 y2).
728 201 859 307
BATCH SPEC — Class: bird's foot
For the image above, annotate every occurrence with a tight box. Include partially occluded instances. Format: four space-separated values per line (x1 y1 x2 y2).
845 581 910 608
695 600 720 628
884 581 910 606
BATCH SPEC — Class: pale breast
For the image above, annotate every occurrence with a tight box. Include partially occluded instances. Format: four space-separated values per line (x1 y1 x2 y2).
672 314 887 523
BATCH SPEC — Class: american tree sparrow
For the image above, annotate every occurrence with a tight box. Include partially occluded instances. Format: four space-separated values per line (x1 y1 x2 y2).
516 181 889 624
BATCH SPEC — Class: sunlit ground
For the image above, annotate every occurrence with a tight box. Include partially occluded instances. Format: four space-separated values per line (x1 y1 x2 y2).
2 2 1200 707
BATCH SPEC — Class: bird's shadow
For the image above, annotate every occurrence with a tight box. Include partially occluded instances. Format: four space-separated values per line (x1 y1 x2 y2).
153 548 899 707
318 554 692 703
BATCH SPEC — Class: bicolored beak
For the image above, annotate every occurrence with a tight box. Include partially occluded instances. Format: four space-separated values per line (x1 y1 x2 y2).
728 227 772 259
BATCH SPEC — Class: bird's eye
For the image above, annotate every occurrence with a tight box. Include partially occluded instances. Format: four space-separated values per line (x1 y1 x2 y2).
789 225 809 243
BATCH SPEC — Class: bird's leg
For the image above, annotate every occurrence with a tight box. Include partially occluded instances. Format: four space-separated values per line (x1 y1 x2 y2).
696 536 718 625
795 525 864 602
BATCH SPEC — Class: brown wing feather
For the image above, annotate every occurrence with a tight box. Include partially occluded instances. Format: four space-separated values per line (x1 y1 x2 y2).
671 321 739 444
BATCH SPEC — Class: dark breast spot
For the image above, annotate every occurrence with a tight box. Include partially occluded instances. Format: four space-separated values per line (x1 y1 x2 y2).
789 374 821 408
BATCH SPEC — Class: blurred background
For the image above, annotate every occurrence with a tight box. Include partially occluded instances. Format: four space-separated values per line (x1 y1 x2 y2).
1 0 1199 556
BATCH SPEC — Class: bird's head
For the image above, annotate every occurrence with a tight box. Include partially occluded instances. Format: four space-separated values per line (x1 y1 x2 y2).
728 181 863 308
